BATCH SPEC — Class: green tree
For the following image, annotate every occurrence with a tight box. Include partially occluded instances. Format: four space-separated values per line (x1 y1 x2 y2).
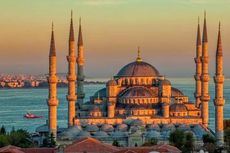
112 140 120 147
169 129 185 150
49 133 56 147
0 126 6 135
183 132 195 153
202 134 216 153
142 138 158 146
203 134 215 144
0 135 9 147
8 129 33 148
224 127 230 152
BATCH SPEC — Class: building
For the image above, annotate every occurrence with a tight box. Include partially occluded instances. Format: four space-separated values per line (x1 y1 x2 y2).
36 12 225 148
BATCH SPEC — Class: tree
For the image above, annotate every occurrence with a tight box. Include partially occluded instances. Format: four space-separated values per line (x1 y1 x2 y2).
224 127 230 152
203 134 215 144
0 126 6 135
169 129 185 150
183 132 195 153
142 138 158 146
0 135 9 147
202 134 216 153
43 133 56 147
49 133 56 147
112 140 120 147
0 128 33 148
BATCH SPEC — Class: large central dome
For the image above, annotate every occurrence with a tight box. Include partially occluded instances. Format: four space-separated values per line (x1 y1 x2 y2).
117 61 160 77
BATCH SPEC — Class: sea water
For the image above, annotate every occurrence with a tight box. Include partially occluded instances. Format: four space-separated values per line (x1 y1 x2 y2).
0 78 229 133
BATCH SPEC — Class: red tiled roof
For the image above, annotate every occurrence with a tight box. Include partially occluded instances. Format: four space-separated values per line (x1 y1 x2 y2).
22 148 57 153
0 145 24 153
0 145 57 153
64 137 119 153
114 145 181 153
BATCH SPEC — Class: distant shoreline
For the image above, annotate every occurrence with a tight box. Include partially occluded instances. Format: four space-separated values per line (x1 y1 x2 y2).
0 81 106 89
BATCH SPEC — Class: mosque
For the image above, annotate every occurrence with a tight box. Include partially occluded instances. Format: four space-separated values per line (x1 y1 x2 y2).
36 12 225 147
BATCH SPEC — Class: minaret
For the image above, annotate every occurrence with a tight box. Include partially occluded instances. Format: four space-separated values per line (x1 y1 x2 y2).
66 11 76 127
77 18 85 107
214 22 225 146
194 17 202 108
200 12 210 127
47 23 59 138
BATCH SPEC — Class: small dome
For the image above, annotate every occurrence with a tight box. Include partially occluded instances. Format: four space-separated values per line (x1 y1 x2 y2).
101 124 114 132
59 126 81 140
170 103 187 112
161 79 171 86
145 131 161 138
120 86 154 98
130 119 144 126
77 131 91 137
171 87 184 97
106 79 117 86
117 61 160 77
111 131 128 138
93 131 109 137
178 124 190 130
146 124 160 131
162 124 175 131
116 124 128 132
85 124 99 132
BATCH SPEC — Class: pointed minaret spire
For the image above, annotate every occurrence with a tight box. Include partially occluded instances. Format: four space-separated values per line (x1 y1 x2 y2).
78 17 83 46
201 11 210 128
136 46 142 62
214 22 225 146
77 17 85 106
69 10 75 41
216 22 222 57
197 17 201 46
50 23 56 56
194 17 202 108
202 11 208 43
47 22 59 138
66 11 77 127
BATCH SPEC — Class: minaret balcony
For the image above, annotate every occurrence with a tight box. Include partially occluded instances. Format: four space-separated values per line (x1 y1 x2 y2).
47 99 59 106
66 95 77 101
67 75 76 81
194 75 201 81
201 95 210 102
201 75 209 82
67 56 76 62
201 56 209 63
47 76 58 83
194 57 201 63
214 76 224 83
214 99 225 106
77 58 85 65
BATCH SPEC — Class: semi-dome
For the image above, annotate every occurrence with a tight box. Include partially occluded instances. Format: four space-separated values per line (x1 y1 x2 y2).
117 61 160 77
171 87 184 97
170 103 187 112
120 86 154 98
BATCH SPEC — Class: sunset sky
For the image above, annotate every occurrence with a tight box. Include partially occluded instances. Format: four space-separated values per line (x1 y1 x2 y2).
0 0 229 78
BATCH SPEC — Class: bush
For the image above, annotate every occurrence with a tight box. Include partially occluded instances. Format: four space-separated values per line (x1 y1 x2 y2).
142 138 158 146
169 129 195 152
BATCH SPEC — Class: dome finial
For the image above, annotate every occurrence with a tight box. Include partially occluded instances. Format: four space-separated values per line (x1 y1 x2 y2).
136 46 142 62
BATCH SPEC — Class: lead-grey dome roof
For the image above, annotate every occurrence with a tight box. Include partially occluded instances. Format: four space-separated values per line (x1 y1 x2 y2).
117 61 160 77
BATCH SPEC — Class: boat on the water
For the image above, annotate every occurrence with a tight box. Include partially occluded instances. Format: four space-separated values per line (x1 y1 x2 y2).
24 112 43 119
